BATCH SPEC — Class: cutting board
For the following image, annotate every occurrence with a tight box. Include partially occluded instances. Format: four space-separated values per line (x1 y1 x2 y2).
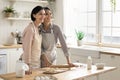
43 68 69 74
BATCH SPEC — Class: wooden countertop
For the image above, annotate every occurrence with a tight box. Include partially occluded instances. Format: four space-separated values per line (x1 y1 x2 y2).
0 44 22 49
0 65 116 80
0 44 60 49
53 66 116 80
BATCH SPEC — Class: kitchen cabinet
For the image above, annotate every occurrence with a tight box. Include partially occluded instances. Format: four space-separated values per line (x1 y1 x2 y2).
70 50 120 80
56 48 86 64
0 50 7 74
98 53 120 80
56 48 66 64
69 48 101 64
71 54 87 63
70 54 100 80
56 48 100 64
56 48 101 64
7 48 23 73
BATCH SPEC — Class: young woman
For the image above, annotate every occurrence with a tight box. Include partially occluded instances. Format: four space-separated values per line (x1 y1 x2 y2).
22 6 45 73
40 7 75 67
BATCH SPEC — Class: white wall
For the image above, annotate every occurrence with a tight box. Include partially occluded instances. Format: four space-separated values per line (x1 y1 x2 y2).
0 0 64 44
0 0 31 44
54 0 64 30
62 0 79 45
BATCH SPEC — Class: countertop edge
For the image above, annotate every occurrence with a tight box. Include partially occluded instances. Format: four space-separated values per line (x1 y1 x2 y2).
0 44 120 56
0 44 22 49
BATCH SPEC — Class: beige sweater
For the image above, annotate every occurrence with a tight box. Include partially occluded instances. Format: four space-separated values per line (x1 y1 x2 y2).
22 22 35 64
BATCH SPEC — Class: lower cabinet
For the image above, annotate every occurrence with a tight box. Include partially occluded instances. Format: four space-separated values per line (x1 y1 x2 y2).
56 48 88 64
71 54 87 63
56 48 66 64
99 53 120 80
7 48 23 73
56 48 101 64
71 53 120 80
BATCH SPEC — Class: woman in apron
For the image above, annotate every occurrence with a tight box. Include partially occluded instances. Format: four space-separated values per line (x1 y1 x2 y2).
22 6 45 74
40 7 75 67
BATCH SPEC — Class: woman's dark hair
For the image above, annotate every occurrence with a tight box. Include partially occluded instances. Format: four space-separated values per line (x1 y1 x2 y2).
31 6 44 21
44 7 51 11
43 7 53 15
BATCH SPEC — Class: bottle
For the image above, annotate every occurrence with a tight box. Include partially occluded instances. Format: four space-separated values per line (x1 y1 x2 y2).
16 60 29 78
14 38 17 44
87 56 92 70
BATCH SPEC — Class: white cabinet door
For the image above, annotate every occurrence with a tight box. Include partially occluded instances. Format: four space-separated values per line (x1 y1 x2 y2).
7 48 23 73
56 48 87 64
71 54 87 63
56 48 66 64
99 53 120 80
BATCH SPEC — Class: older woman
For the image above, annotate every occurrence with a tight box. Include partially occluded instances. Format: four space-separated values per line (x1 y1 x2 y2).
40 7 75 68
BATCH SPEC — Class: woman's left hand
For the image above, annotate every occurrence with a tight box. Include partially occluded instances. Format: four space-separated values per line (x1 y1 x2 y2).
68 63 77 67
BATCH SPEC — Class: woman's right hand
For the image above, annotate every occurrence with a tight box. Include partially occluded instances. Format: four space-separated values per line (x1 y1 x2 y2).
25 69 32 75
25 64 32 75
44 59 52 67
41 54 52 67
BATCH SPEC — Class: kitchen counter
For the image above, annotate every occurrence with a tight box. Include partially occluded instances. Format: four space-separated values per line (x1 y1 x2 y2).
68 45 120 56
0 44 60 49
0 65 116 80
0 44 120 56
0 44 22 49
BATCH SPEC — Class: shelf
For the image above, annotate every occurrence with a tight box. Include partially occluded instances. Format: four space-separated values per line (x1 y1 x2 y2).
9 0 48 4
7 17 55 21
6 17 31 21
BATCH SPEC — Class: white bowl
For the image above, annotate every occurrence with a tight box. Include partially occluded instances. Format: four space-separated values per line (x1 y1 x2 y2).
96 63 105 69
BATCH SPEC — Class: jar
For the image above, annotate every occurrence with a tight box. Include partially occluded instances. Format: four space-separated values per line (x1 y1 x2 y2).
16 60 29 78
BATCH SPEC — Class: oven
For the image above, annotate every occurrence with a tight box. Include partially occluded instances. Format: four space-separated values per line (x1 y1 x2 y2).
0 50 7 74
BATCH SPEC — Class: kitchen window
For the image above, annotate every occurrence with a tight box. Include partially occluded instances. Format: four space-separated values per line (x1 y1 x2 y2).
63 0 120 47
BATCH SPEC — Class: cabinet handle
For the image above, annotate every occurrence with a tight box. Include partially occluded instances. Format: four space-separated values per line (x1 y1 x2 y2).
111 55 115 59
76 60 80 62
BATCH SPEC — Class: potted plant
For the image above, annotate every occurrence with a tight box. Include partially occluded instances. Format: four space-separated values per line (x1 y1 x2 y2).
110 0 116 12
75 30 85 46
47 0 55 2
3 6 15 17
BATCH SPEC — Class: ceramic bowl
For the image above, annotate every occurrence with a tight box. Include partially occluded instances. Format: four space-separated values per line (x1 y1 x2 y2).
96 63 105 69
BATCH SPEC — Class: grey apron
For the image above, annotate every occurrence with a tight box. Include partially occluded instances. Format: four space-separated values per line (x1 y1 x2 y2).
41 25 57 67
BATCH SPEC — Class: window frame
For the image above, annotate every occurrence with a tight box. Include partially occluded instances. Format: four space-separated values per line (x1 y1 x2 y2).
63 0 120 48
